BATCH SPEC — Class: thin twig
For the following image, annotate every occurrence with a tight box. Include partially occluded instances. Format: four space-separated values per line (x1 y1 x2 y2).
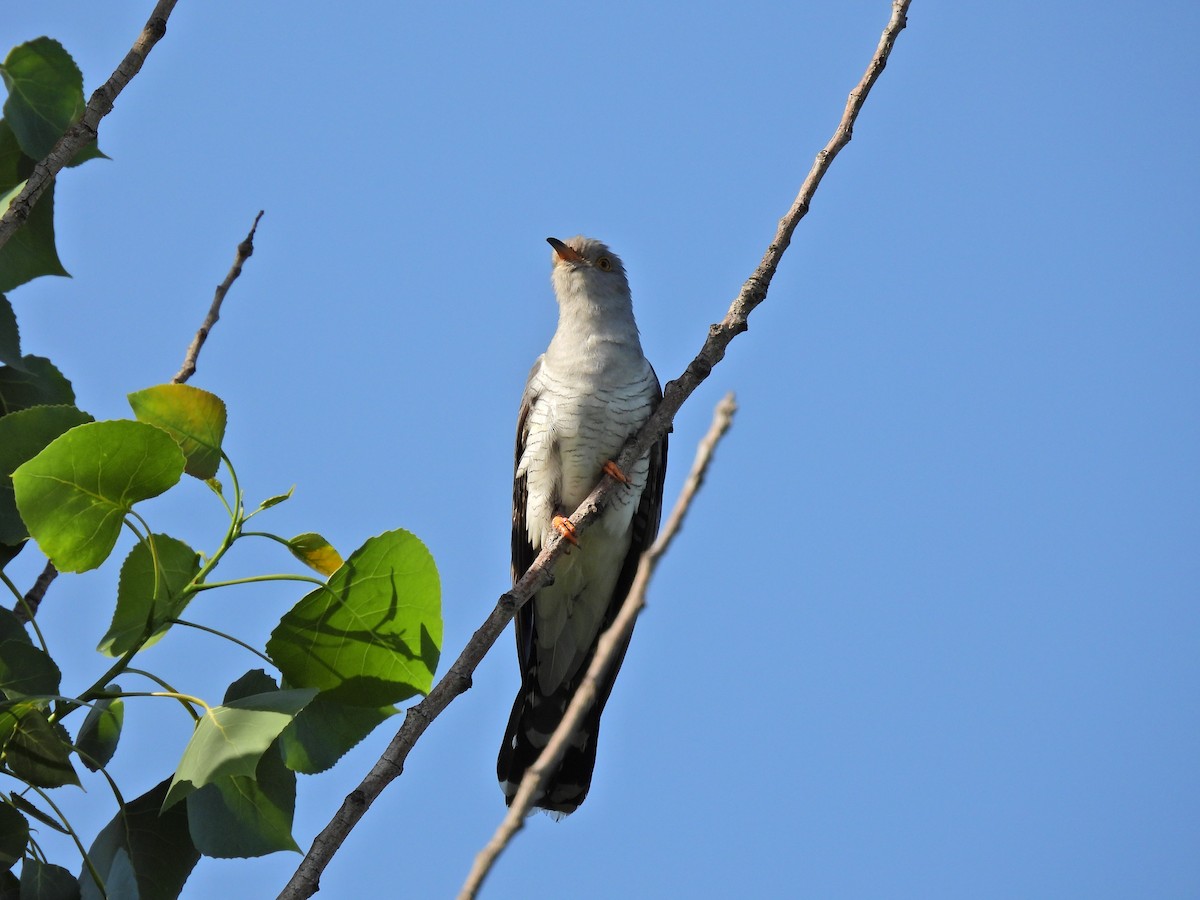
459 393 737 900
0 0 180 252
9 212 265 621
173 210 264 384
279 3 910 896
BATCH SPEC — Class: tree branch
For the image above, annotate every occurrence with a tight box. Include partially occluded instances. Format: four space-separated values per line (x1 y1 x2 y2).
459 393 737 900
0 0 180 252
279 2 910 896
173 210 264 384
9 210 264 621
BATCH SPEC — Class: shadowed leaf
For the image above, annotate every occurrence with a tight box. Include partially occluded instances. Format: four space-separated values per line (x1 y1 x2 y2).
186 744 299 858
0 804 27 869
98 535 199 656
279 693 397 775
18 857 77 900
75 685 123 771
80 777 199 900
163 688 317 809
0 405 93 544
3 706 78 788
0 294 19 368
1 38 104 162
0 356 73 417
0 181 69 292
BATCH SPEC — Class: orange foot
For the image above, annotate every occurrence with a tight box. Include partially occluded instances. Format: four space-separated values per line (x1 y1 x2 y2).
602 460 630 484
552 515 579 546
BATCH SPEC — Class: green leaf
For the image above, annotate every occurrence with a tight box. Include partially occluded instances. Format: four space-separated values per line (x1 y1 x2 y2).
286 532 343 577
98 535 199 656
278 693 397 775
163 688 317 809
80 777 198 900
0 405 93 544
1 38 103 163
0 295 20 368
0 181 69 293
0 609 30 646
186 744 299 858
0 640 59 697
12 420 185 572
7 792 67 835
267 529 442 706
252 486 293 514
0 356 74 418
128 384 227 480
0 804 27 869
3 706 78 788
223 669 277 703
0 542 20 571
0 115 33 187
18 857 78 900
75 687 123 771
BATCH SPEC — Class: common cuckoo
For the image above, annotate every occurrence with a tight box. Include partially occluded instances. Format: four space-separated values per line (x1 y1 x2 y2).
498 235 668 815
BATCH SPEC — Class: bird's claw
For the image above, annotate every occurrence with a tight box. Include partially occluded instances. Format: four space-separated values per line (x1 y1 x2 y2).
552 515 579 548
602 460 630 484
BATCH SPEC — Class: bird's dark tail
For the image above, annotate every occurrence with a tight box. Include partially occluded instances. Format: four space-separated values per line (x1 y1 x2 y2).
496 631 633 816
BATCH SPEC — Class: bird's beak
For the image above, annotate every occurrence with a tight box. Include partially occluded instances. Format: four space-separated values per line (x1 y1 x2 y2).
547 237 584 265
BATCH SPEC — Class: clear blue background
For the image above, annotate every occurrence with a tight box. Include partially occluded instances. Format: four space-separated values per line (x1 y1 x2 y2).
4 1 1198 897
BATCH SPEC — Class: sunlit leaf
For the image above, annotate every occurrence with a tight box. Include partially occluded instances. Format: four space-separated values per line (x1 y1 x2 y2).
80 778 198 900
12 420 185 572
286 532 343 577
97 534 199 656
186 744 299 858
75 685 123 771
128 384 227 480
267 529 442 706
1 38 104 162
0 356 74 417
3 706 78 788
278 693 397 775
0 803 27 869
0 405 93 544
163 688 317 809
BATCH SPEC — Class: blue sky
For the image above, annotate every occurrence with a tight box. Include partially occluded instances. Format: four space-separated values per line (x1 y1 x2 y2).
4 1 1198 897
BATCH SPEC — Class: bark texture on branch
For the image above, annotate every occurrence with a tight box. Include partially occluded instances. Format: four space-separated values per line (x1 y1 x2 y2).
0 0 180 251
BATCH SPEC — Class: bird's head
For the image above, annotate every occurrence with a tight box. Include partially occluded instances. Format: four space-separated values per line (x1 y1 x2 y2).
547 236 631 310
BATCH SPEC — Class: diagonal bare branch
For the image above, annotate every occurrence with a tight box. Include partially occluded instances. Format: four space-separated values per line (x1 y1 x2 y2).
279 2 911 896
9 210 264 622
0 0 180 252
173 210 264 384
459 392 737 900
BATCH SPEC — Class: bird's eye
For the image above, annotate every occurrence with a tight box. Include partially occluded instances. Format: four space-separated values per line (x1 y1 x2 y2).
597 257 613 271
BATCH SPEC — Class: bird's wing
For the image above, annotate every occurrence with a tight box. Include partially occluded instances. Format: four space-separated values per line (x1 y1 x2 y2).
511 358 542 672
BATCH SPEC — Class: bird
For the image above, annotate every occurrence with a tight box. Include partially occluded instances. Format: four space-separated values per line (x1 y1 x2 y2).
497 235 668 816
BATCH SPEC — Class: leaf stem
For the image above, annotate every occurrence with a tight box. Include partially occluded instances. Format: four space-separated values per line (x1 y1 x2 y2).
27 784 109 900
0 569 51 656
191 573 326 591
170 617 275 666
